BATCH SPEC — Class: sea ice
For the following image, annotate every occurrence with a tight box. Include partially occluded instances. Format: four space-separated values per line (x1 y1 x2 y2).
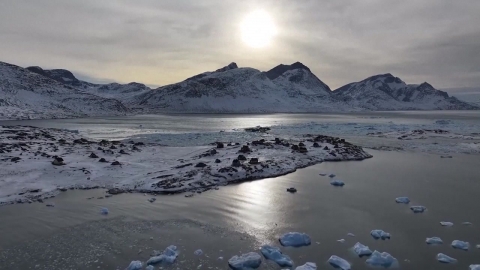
330 180 345 187
260 245 293 267
100 207 109 215
146 245 179 265
194 249 203 256
145 266 154 270
470 265 480 270
126 261 142 270
371 230 391 240
440 221 453 226
228 252 262 270
347 233 355 237
451 240 469 250
295 262 317 270
436 253 457 263
353 242 372 257
328 255 351 270
426 237 443 245
395 197 410 204
410 206 426 213
366 251 398 268
279 232 311 247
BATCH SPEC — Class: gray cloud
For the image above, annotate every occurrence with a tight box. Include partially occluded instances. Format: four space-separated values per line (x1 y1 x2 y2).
0 0 479 89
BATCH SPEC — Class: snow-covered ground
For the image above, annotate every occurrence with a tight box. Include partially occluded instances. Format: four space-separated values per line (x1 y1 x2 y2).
0 125 371 205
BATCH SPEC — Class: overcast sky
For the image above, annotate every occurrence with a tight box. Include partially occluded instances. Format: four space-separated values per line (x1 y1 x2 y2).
0 0 479 89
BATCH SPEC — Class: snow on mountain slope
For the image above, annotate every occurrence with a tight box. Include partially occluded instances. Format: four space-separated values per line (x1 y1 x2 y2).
0 61 128 120
132 62 348 113
444 87 480 107
334 74 477 110
26 66 95 89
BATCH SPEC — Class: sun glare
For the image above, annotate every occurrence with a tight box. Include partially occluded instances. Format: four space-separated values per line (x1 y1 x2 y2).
241 10 277 48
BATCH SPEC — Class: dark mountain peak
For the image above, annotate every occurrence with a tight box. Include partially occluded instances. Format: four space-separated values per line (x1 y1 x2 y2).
418 82 435 90
26 66 48 76
363 73 405 85
215 62 238 73
48 69 78 81
265 62 311 80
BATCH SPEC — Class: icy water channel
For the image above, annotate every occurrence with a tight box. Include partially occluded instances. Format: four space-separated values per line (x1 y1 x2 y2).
0 150 479 269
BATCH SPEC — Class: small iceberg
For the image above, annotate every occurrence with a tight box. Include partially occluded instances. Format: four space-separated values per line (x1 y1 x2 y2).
470 265 480 270
194 249 203 256
451 240 469 250
330 180 345 187
477 244 480 249
353 242 373 257
100 207 109 215
410 206 426 213
395 197 410 204
337 239 345 243
319 173 327 176
126 261 142 270
426 237 443 245
145 266 154 270
371 230 391 240
329 174 336 178
462 222 473 225
287 187 297 193
279 232 311 247
228 252 262 270
295 262 317 270
328 255 351 270
366 251 398 268
146 245 179 265
260 245 293 267
436 253 457 264
440 221 454 226
347 233 355 237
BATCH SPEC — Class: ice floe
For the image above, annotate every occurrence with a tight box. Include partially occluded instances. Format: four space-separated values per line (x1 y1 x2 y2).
329 174 336 178
295 262 317 270
477 244 480 249
410 206 427 213
279 232 311 247
451 240 469 250
126 261 142 270
440 221 454 226
426 237 443 245
146 245 179 265
353 242 373 257
471 265 480 270
260 245 293 267
462 222 473 225
194 249 203 256
371 230 391 240
347 233 355 237
145 266 154 270
436 253 457 264
228 252 262 270
366 251 398 268
395 197 410 204
337 239 345 243
328 255 351 270
100 207 109 215
330 180 345 187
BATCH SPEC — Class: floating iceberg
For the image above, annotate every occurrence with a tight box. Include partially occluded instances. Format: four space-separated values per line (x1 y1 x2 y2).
436 253 457 264
470 265 480 270
353 242 372 257
279 232 311 247
295 262 317 270
451 240 469 250
395 197 410 204
410 206 426 213
477 244 480 249
145 266 154 270
426 237 443 245
228 252 262 270
366 251 398 268
337 239 345 243
100 207 109 215
462 222 473 225
146 245 179 265
347 233 355 237
371 230 391 240
126 261 142 270
329 174 336 178
330 180 345 187
440 221 453 227
260 245 293 267
328 255 351 270
194 249 203 256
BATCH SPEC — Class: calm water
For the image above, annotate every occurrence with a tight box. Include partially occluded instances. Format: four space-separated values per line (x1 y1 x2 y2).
1 150 479 269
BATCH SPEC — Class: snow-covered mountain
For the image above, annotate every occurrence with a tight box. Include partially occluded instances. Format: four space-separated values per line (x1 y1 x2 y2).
333 73 476 110
443 87 480 107
0 61 128 120
131 62 347 113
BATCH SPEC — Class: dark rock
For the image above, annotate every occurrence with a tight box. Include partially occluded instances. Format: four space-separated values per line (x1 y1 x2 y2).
97 147 103 151
215 159 221 163
58 187 68 192
287 187 297 193
89 153 99 158
323 146 329 150
245 126 271 133
110 145 117 150
58 139 66 144
98 158 108 163
239 145 251 153
52 157 65 166
313 142 320 148
132 146 140 151
120 144 126 147
216 142 224 149
299 147 308 153
235 143 240 146
210 149 217 155
299 142 305 147
195 162 207 168
238 154 247 161
11 157 21 162
119 149 128 154
107 188 124 195
111 161 122 166
291 145 299 151
249 158 259 164
134 142 145 146
232 159 241 167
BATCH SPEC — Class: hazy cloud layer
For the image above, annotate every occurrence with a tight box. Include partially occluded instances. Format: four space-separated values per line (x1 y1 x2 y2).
1 0 479 89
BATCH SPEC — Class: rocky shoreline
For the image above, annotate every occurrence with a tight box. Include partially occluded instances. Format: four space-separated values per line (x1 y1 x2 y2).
0 125 372 205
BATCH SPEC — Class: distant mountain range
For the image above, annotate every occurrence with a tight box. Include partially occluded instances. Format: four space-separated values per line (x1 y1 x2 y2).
0 60 477 119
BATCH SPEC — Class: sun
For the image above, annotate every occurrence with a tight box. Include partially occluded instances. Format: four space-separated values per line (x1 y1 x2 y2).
241 10 277 48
